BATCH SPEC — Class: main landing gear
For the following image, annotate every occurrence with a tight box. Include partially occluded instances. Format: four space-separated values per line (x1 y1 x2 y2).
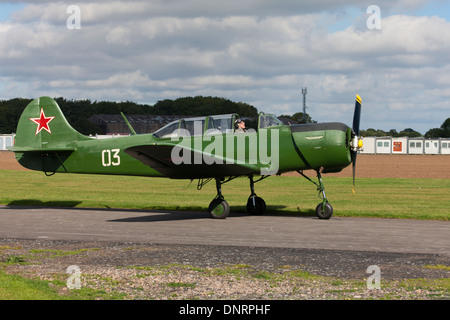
208 178 230 219
246 175 268 216
207 175 268 219
297 168 333 219
206 170 333 220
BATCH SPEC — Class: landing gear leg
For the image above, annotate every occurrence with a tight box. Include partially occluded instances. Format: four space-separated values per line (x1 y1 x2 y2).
297 169 334 219
246 175 267 215
315 170 333 219
208 178 230 219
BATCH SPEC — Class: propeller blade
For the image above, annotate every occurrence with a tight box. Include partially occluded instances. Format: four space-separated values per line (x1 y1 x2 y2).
351 94 362 195
352 154 357 196
352 95 362 136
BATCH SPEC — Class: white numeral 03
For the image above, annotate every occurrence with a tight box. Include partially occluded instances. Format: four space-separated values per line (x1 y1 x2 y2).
102 149 121 167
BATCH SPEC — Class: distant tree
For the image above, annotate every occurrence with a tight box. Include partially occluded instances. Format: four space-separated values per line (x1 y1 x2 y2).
0 98 32 133
361 127 422 137
425 118 450 138
441 118 450 137
389 129 399 137
442 118 450 130
398 128 422 138
150 96 258 117
0 96 258 134
279 112 316 124
360 128 389 137
425 128 444 138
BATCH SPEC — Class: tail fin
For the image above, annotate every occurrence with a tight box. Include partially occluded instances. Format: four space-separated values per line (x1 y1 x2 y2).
9 96 90 152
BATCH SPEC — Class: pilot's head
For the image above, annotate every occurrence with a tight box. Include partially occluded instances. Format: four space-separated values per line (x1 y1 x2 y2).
234 118 245 130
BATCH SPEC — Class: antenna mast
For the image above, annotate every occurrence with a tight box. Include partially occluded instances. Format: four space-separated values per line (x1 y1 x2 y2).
301 87 307 122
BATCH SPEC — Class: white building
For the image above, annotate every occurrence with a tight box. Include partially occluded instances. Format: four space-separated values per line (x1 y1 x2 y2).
0 134 14 151
424 139 440 154
360 136 450 155
375 137 392 154
392 137 408 154
441 140 450 155
361 137 376 154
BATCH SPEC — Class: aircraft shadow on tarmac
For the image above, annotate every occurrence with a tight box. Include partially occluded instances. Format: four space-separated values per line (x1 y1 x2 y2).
107 206 317 223
7 199 82 208
5 200 317 222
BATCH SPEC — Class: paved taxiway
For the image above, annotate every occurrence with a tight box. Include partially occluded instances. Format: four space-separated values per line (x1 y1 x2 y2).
0 205 448 256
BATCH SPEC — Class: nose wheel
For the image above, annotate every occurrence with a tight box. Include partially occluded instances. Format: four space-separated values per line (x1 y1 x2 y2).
297 169 334 219
315 202 333 220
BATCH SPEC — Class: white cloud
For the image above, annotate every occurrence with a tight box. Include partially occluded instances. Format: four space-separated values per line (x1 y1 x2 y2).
0 0 449 134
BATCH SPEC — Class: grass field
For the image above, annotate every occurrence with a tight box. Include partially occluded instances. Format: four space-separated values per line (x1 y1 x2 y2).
0 169 448 220
0 169 448 300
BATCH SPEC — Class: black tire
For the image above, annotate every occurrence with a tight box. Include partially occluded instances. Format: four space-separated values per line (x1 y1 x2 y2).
208 199 230 219
246 196 266 215
315 202 333 219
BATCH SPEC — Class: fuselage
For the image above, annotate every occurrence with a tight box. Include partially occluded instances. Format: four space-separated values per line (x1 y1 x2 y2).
15 121 353 178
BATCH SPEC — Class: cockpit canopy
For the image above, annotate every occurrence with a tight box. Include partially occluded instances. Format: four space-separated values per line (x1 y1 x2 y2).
153 113 283 139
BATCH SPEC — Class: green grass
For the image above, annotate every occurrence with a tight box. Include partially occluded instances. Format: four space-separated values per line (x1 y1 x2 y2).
0 170 448 300
0 271 66 300
0 169 448 220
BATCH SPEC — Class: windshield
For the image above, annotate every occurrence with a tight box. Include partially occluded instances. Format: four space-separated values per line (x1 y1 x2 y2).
259 113 283 129
153 120 181 138
207 114 235 134
153 113 244 138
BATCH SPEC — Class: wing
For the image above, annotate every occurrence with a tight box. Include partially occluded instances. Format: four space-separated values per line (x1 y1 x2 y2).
124 144 259 179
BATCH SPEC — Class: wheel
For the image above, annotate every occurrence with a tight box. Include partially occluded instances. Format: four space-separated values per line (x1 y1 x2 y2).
246 196 266 215
315 202 333 219
208 199 230 219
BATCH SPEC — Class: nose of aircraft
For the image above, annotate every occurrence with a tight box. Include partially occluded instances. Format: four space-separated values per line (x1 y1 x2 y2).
289 122 353 173
288 95 362 177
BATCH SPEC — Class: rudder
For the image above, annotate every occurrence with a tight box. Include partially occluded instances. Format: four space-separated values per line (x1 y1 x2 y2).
11 96 90 152
8 97 92 172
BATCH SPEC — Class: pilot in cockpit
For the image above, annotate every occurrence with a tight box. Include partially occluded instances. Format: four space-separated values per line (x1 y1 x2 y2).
234 118 247 133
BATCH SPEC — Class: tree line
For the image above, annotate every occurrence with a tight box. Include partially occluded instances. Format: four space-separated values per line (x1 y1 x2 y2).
0 96 448 138
279 112 449 138
0 96 258 135
360 119 450 138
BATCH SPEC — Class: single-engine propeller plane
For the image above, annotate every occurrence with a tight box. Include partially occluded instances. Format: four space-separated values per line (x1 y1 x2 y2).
8 95 363 219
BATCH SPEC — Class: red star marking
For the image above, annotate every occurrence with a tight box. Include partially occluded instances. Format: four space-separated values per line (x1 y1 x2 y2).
29 108 55 135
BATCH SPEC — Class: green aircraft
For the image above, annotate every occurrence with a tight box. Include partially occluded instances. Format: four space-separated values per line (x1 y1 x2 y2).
8 95 363 219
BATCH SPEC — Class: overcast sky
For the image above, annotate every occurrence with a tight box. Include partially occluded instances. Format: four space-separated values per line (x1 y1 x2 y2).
1 1 449 134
